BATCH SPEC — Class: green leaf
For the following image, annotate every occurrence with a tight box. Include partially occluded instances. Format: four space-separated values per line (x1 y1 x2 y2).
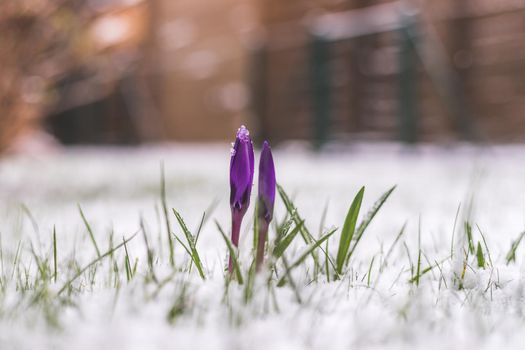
465 221 475 255
476 241 485 269
335 187 364 275
345 186 396 267
506 231 525 265
273 220 305 259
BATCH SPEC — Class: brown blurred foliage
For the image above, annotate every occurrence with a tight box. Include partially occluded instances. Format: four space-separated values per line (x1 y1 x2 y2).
1 1 82 151
0 0 149 151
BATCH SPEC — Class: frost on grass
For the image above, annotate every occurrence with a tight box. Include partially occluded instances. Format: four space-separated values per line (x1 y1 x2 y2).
2 145 525 350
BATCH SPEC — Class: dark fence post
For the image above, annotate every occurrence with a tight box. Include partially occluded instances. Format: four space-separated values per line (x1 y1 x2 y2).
310 35 332 149
249 43 269 143
398 13 419 144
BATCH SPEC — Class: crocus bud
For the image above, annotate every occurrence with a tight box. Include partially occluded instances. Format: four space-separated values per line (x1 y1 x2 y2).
229 125 254 272
256 141 276 271
230 125 255 217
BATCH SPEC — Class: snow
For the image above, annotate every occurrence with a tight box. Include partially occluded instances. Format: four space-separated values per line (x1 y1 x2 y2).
1 143 525 349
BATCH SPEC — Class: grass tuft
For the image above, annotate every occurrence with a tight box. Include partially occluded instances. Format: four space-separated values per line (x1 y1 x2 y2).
172 209 206 280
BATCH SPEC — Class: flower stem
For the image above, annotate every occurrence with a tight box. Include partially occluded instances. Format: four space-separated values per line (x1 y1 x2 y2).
229 210 243 273
256 220 269 271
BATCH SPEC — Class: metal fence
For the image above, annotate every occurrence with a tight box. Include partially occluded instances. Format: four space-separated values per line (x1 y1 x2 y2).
251 0 525 146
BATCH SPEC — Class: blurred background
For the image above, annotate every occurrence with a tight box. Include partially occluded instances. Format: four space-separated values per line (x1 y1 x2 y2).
2 0 525 153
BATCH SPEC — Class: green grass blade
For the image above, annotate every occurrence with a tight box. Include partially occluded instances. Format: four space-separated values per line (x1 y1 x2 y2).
408 256 448 284
450 203 461 259
273 220 304 259
336 187 364 275
318 199 330 236
21 204 41 243
415 217 422 286
276 184 320 267
140 218 158 284
505 231 525 265
160 162 175 268
173 209 206 280
195 198 219 245
11 240 22 280
476 241 485 268
57 231 139 295
78 205 101 258
465 221 475 255
379 222 407 273
367 256 375 287
279 255 303 303
325 238 330 282
274 217 294 247
243 260 256 304
123 237 132 281
415 249 422 286
29 242 47 281
403 241 414 277
476 225 493 268
53 226 57 283
286 228 337 272
215 220 243 284
276 228 336 286
345 186 396 267
195 212 206 245
172 234 192 258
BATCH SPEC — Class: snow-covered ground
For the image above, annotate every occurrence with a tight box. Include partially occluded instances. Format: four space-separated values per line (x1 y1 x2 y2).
1 143 525 349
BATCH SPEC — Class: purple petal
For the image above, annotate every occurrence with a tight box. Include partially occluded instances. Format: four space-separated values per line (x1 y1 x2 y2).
258 140 276 223
230 125 254 214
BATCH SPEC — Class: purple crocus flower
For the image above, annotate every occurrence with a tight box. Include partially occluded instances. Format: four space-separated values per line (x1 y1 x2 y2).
229 125 254 272
256 141 276 271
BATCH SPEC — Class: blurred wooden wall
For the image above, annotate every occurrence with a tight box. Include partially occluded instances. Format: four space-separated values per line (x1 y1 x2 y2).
4 0 525 148
154 0 258 141
150 0 525 143
253 0 525 143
